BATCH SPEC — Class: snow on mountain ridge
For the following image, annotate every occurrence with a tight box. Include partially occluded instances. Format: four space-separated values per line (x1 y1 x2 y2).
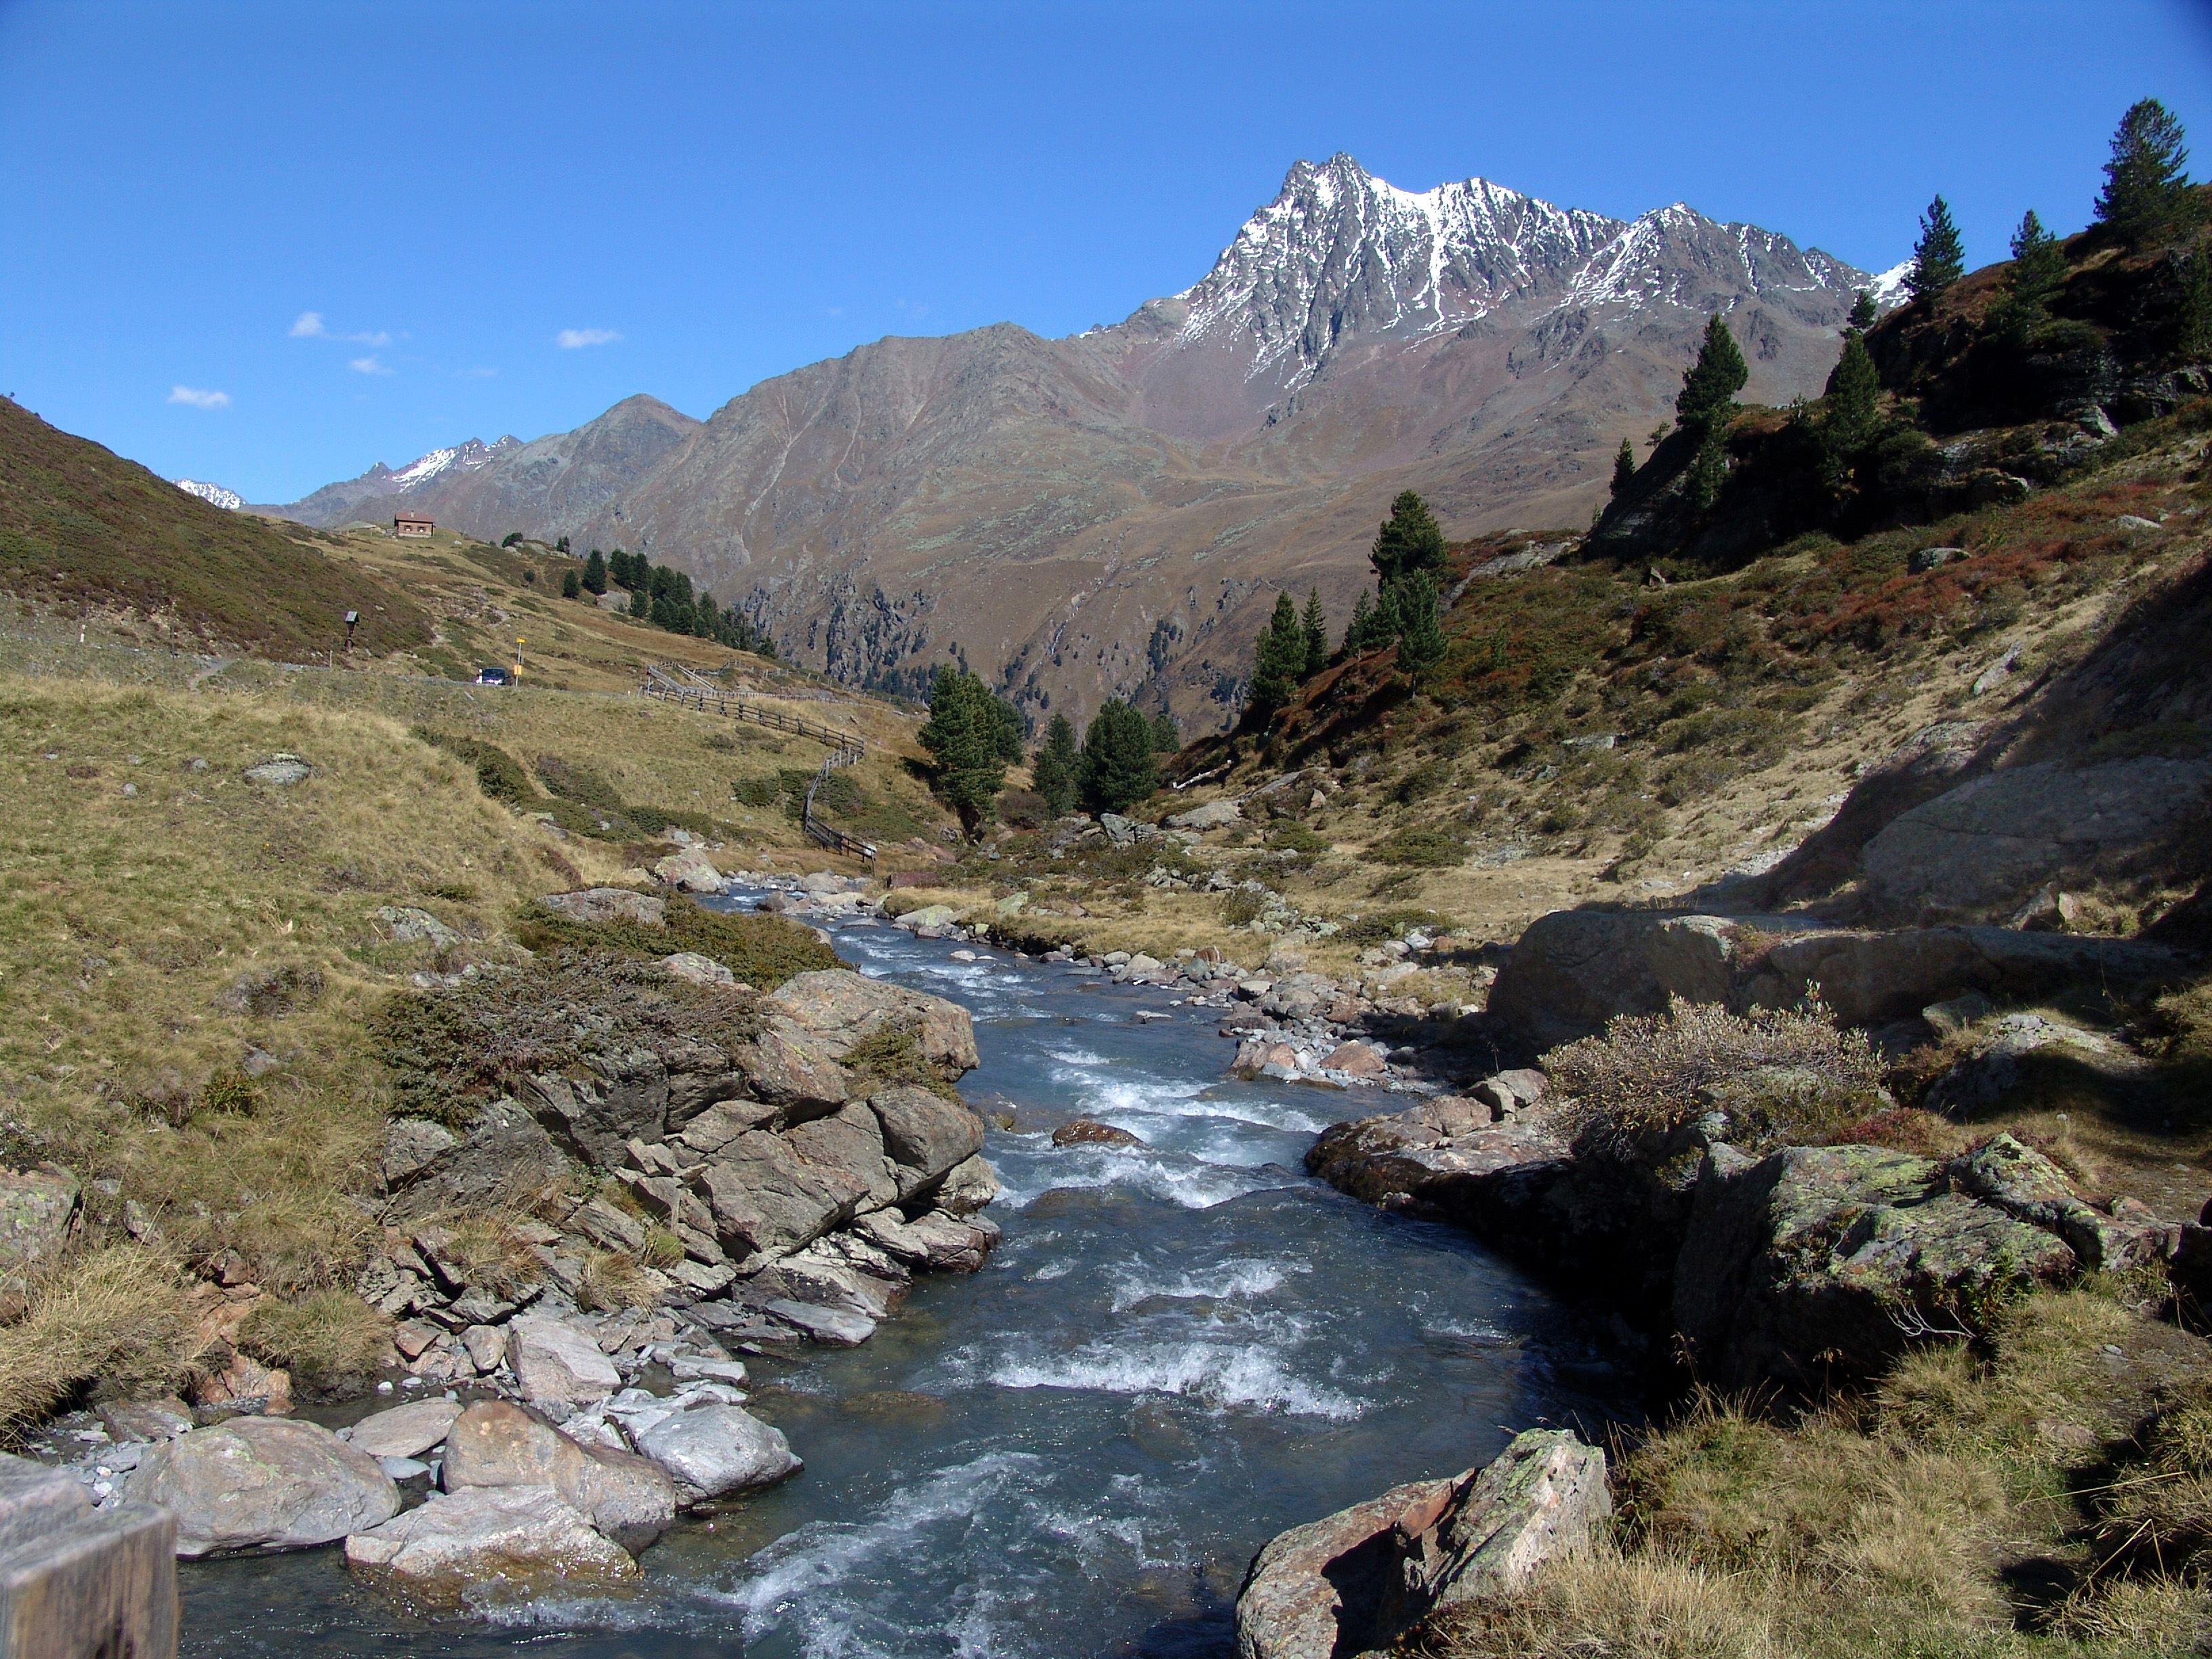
386 435 522 490
173 478 242 511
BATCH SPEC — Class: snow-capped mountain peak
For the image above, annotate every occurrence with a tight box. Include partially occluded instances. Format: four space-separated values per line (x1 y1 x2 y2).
173 478 242 511
386 435 522 490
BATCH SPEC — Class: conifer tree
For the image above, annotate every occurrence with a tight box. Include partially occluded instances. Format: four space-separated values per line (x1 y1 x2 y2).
1686 426 1730 512
1392 573 1447 693
1150 709 1181 752
1247 592 1307 719
1849 289 1879 330
628 584 651 619
1031 713 1082 817
1905 196 1965 302
1822 333 1885 470
560 568 581 599
1342 590 1376 654
1369 490 1447 584
2095 98 2200 248
918 665 1012 834
1676 313 1749 430
582 549 608 595
1610 437 1637 497
1300 588 1329 677
1992 209 2066 343
2177 250 2212 363
1078 700 1160 812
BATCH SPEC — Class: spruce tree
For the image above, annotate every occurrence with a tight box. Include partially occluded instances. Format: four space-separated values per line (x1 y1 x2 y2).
1686 426 1730 512
1031 713 1082 817
1342 590 1376 654
1369 490 1447 584
628 585 651 619
1610 437 1637 497
918 665 1011 834
1676 313 1749 430
1849 289 1879 330
2177 250 2212 363
2095 98 2200 248
1151 709 1181 752
582 549 608 595
1822 333 1885 470
1079 700 1160 813
1992 209 2066 343
1905 196 1965 302
560 568 581 599
1247 592 1306 719
1392 573 1447 694
1300 588 1329 677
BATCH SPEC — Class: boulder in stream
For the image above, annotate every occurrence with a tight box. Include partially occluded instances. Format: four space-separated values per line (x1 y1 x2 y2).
344 1486 635 1597
1233 1429 1610 1659
129 1416 398 1557
441 1401 676 1549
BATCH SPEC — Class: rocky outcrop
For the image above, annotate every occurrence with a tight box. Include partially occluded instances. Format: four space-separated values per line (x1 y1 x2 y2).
0 1167 80 1319
127 1417 398 1557
1233 1429 1609 1659
439 1401 676 1550
1486 907 2192 1047
1860 758 2212 925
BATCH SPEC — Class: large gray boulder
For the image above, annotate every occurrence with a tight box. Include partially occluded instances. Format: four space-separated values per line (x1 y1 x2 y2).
508 1316 622 1408
539 888 666 926
347 1399 463 1460
343 1486 634 1597
1485 911 1738 1048
440 1401 674 1550
129 1417 399 1557
692 1128 871 1260
1233 1429 1609 1659
382 1097 572 1222
867 1086 987 1198
1861 756 2212 924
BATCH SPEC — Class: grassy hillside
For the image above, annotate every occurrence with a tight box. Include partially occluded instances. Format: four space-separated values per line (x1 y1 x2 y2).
0 398 431 659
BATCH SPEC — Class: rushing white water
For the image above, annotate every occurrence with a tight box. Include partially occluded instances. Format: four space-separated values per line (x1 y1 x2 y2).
180 909 1625 1658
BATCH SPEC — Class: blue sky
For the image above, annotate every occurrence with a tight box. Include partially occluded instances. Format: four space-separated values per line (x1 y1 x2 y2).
2 0 2207 504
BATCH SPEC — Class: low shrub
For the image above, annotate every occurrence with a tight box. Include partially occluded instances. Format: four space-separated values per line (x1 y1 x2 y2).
412 729 535 808
1369 826 1468 867
732 775 780 808
513 893 840 990
1544 996 1884 1150
843 1025 960 1101
1219 888 1267 927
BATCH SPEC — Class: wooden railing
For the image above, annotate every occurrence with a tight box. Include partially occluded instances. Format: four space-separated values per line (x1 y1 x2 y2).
639 666 875 861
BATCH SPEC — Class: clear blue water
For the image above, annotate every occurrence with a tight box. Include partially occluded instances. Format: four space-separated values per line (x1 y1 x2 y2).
180 911 1622 1658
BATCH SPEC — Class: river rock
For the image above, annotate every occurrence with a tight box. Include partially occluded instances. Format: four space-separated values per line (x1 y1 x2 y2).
654 848 726 894
540 888 667 926
1320 1042 1387 1077
869 1086 987 1195
629 1399 800 1498
935 1153 1000 1214
1233 1429 1608 1659
348 1399 464 1460
343 1486 635 1595
129 1416 399 1557
1052 1118 1144 1147
764 970 980 1078
439 1401 676 1549
509 1315 623 1408
693 1132 860 1259
1673 1142 2079 1388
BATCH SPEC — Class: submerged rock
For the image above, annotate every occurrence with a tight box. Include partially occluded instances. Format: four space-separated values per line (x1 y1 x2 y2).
344 1486 634 1596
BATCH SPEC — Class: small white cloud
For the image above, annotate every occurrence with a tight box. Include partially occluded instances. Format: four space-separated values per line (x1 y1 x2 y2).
167 385 230 409
556 327 621 349
292 310 390 344
349 356 392 375
825 306 845 317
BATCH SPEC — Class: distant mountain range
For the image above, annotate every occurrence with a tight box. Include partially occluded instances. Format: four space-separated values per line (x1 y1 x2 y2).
173 478 243 511
257 155 1900 727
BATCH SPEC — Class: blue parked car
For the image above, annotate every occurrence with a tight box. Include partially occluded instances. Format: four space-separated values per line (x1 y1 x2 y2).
474 665 513 687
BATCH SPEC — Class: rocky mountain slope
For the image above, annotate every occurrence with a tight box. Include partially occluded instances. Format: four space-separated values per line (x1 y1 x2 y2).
262 157 1889 726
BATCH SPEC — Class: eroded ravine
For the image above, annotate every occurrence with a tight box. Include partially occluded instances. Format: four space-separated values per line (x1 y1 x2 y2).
180 907 1623 1659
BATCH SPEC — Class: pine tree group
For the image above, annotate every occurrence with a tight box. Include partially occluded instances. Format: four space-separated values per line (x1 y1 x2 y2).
2095 98 2201 249
918 665 1022 834
1905 196 1965 302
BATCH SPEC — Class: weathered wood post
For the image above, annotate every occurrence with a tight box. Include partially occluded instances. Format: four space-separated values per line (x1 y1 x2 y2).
0 1455 176 1659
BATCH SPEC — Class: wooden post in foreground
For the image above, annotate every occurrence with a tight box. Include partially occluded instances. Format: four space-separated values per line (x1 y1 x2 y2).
0 1455 176 1659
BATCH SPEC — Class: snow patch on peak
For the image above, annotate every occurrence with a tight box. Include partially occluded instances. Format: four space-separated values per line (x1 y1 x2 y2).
173 478 242 511
385 436 518 491
1863 260 1913 310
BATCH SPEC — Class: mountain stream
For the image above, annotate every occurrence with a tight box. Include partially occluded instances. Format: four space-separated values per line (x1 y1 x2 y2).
181 906 1624 1658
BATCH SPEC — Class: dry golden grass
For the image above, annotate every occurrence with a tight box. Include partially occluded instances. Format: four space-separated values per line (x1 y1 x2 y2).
1421 1286 2212 1659
0 1247 201 1433
575 1250 655 1313
236 1288 393 1391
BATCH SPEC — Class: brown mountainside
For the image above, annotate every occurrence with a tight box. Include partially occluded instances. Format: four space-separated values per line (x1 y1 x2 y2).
263 156 1889 727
